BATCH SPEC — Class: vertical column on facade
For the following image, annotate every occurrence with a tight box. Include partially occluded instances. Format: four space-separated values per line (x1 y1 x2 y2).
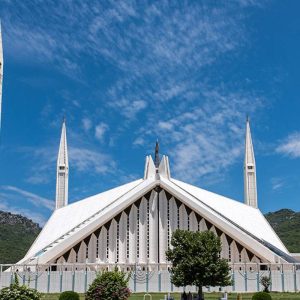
210 225 217 235
68 249 76 263
118 212 127 264
88 234 96 262
241 248 250 263
220 233 229 260
99 227 107 263
149 191 158 264
231 241 239 262
139 197 147 264
109 220 117 263
169 197 178 248
189 211 198 232
159 190 168 263
199 218 208 231
179 204 188 230
129 205 137 264
78 242 86 263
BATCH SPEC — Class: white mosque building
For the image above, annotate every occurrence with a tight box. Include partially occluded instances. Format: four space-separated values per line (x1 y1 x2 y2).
16 118 298 270
0 24 296 271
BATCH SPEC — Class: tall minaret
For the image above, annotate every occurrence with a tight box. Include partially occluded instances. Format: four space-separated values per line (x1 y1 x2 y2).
55 119 69 209
0 23 3 132
244 117 258 208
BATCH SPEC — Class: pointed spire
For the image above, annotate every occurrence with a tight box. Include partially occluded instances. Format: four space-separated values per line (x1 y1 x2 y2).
154 140 160 168
244 117 258 208
55 118 69 209
0 21 3 132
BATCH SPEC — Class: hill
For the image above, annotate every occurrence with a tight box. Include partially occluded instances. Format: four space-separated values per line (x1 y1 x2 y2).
0 211 41 264
265 209 300 253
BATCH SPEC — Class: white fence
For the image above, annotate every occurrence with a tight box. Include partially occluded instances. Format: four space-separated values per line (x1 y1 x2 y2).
0 263 300 293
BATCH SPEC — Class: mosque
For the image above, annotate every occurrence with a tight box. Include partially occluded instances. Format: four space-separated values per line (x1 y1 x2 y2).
0 24 297 271
16 119 298 270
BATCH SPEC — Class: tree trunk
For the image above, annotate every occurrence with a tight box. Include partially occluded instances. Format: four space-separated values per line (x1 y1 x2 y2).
198 285 203 300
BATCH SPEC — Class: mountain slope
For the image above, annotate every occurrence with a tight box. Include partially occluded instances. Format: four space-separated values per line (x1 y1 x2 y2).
0 211 41 264
265 209 300 253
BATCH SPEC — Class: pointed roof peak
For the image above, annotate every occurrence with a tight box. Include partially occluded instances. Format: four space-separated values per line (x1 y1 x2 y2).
154 140 160 168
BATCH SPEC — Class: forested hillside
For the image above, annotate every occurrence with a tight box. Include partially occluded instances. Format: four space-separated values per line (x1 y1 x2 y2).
0 211 41 264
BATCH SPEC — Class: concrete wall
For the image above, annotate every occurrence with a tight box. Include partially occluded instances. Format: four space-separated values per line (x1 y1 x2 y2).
1 263 300 293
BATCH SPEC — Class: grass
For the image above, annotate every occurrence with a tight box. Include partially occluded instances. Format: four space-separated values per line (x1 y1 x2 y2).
40 292 300 300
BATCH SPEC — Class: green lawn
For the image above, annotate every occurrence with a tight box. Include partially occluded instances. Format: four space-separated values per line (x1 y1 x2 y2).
41 292 300 300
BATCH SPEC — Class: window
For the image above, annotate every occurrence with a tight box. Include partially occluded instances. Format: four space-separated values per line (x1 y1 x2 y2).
116 222 119 262
248 166 253 170
59 166 65 170
106 231 109 260
96 237 99 258
167 199 170 248
137 207 140 258
147 200 150 258
126 215 130 259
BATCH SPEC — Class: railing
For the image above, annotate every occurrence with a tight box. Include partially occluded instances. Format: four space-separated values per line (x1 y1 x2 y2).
1 263 300 293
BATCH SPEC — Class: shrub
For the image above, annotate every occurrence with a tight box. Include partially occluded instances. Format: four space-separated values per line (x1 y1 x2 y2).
59 291 80 300
86 268 131 300
252 291 272 300
260 276 271 292
0 274 41 300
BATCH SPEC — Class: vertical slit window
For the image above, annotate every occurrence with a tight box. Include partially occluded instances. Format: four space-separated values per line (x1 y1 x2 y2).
147 199 150 259
96 236 99 258
137 207 140 258
116 222 119 262
106 231 109 260
126 214 130 259
167 198 170 248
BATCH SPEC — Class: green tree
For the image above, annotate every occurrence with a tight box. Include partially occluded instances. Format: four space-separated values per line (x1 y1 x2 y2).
166 229 232 300
86 267 131 300
260 276 271 293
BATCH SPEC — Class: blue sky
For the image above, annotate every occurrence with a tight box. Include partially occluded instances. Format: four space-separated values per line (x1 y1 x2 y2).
1 1 300 225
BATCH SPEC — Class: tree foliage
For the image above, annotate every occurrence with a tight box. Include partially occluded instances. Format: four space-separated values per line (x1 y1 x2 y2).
59 291 80 300
260 276 271 293
252 291 272 300
86 268 131 300
166 230 231 299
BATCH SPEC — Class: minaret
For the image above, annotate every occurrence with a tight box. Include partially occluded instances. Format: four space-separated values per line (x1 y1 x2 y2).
55 119 69 209
0 23 3 132
244 117 258 208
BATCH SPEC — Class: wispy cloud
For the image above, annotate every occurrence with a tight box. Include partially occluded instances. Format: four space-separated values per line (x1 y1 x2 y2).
270 177 285 191
276 132 300 158
82 118 92 132
0 1 265 187
95 122 108 142
69 147 116 174
1 185 54 210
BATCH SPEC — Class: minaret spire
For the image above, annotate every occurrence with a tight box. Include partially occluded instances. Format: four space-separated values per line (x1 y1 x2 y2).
154 140 160 168
0 22 3 132
244 117 258 208
55 118 69 209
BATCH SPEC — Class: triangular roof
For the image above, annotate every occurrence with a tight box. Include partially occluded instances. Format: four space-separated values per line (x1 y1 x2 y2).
18 154 292 265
